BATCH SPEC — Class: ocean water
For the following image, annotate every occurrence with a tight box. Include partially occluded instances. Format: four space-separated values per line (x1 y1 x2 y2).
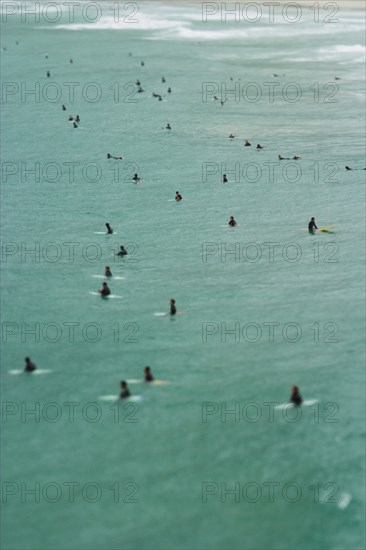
1 2 365 549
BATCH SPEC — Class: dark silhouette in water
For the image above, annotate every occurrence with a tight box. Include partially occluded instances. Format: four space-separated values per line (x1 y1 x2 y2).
120 380 130 398
170 299 176 315
290 386 303 406
144 366 154 382
24 357 36 373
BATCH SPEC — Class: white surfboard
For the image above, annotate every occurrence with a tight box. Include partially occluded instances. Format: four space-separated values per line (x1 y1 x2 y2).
9 369 52 375
127 379 171 386
154 312 190 317
274 399 318 410
90 292 123 299
99 395 143 402
92 275 125 280
93 231 117 235
337 493 351 510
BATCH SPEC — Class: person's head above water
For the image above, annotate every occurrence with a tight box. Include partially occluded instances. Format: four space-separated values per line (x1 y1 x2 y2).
105 266 111 271
120 380 127 388
102 282 108 288
291 386 299 394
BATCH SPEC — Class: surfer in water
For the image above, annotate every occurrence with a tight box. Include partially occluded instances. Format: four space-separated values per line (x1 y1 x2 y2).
244 139 251 146
290 386 303 406
166 123 171 130
107 153 124 160
105 266 112 278
144 366 154 382
24 357 36 373
175 191 182 201
256 144 264 150
308 217 318 233
132 173 141 183
116 245 128 257
346 166 366 170
228 216 237 227
98 282 111 297
120 380 130 399
223 174 228 183
106 223 113 234
170 299 177 316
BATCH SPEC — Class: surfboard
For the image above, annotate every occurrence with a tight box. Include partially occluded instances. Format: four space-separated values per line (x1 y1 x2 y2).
127 379 171 386
99 395 143 402
220 225 240 228
337 493 351 510
93 232 117 235
154 312 190 317
299 226 335 232
92 275 125 280
9 369 52 375
319 226 336 233
89 292 123 299
274 399 318 410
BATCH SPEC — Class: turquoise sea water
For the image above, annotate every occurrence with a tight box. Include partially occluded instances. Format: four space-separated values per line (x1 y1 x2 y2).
1 2 365 549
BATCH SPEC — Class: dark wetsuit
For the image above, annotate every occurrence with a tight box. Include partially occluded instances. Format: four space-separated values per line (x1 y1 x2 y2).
229 220 237 227
175 194 182 201
105 271 112 278
120 389 130 399
170 304 177 315
223 176 228 183
290 392 303 406
25 362 36 373
106 228 113 234
101 288 111 297
117 248 127 256
145 374 154 382
308 220 318 232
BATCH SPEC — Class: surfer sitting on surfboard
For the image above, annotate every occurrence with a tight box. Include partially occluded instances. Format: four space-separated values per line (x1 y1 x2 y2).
290 386 303 406
308 217 318 233
144 367 154 382
105 266 112 278
105 223 113 235
24 357 36 373
228 216 237 227
120 380 130 399
98 282 111 297
175 191 182 201
223 174 228 183
116 245 128 257
170 299 177 315
132 173 141 183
